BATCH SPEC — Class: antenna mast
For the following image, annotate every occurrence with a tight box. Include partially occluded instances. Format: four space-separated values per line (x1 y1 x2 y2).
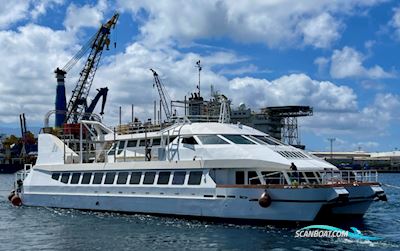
196 60 202 97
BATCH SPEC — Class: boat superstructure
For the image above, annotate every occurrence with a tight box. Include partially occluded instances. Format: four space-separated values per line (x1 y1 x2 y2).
12 118 387 222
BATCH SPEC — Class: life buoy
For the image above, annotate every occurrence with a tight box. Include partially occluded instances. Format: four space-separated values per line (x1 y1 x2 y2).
8 190 15 202
258 192 272 208
11 195 22 207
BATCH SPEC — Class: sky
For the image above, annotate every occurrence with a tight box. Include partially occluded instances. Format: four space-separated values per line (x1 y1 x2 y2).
1 0 400 152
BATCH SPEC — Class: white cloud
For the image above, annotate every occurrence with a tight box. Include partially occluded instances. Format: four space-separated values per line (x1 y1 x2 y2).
298 13 342 48
0 0 29 29
390 6 400 40
314 57 330 74
228 74 357 112
31 0 64 20
118 0 384 49
329 46 393 79
63 0 106 31
0 0 63 29
0 24 76 124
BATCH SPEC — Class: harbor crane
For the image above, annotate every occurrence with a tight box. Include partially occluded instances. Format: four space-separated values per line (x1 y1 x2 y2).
54 13 119 127
150 69 172 121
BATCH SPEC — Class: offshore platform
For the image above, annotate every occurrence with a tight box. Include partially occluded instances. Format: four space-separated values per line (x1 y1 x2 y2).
119 60 313 149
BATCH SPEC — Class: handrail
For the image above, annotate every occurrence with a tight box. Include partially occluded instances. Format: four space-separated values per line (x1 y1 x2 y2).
280 170 378 186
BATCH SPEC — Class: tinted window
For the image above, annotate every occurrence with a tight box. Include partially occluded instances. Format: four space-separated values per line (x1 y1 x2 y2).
169 136 177 143
129 172 142 184
93 173 103 184
127 140 137 147
254 135 280 145
248 171 261 185
143 172 156 185
152 138 161 146
117 172 129 184
70 173 81 184
51 173 60 181
61 173 70 184
261 171 280 184
188 171 202 185
105 172 116 184
172 171 186 185
81 173 92 184
139 140 147 147
236 171 245 184
222 135 255 144
197 135 229 145
182 137 198 145
108 143 117 155
246 135 268 145
117 141 126 154
157 172 171 185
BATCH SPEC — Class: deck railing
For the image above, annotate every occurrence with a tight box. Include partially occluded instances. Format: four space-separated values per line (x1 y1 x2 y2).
260 170 378 186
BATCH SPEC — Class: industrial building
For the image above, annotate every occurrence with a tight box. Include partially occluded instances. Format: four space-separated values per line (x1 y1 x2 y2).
311 151 400 171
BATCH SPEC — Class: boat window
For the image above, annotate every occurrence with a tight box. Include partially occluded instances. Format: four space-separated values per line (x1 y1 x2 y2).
157 172 171 185
246 135 268 145
129 172 142 184
169 136 177 143
105 172 116 184
197 135 229 145
117 172 129 184
81 173 92 184
222 135 255 145
253 135 281 145
127 140 137 148
235 171 245 184
248 171 261 185
261 171 281 184
93 173 103 184
172 171 186 185
108 143 117 155
60 173 70 184
51 173 60 181
139 139 148 147
152 138 161 146
181 136 198 145
70 173 81 184
117 141 126 154
143 172 156 185
188 171 202 185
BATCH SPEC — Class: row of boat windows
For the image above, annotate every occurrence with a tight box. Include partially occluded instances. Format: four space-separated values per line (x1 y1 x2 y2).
111 134 281 152
235 171 282 185
51 171 203 186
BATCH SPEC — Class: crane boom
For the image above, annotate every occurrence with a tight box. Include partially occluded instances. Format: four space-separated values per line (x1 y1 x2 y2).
150 69 172 121
64 13 119 123
82 87 108 120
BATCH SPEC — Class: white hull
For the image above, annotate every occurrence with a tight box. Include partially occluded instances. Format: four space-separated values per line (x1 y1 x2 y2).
20 182 379 222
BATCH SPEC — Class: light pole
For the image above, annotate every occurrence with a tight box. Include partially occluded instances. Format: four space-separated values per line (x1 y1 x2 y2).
328 138 336 160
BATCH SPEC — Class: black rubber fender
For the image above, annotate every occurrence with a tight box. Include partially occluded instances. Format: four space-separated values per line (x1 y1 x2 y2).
258 192 272 208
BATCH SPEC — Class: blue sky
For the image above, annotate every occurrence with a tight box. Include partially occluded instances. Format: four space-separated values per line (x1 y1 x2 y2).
1 0 400 152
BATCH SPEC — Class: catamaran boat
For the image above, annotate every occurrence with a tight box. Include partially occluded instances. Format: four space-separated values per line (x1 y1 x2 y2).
10 118 387 222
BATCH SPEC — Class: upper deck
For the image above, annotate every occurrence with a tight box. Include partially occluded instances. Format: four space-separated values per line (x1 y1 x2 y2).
35 119 336 171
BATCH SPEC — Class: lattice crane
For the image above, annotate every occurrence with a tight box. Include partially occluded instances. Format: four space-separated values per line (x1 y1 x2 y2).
55 13 119 125
150 69 172 121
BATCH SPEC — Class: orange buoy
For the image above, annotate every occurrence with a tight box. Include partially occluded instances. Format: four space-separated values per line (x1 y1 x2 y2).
258 192 272 208
8 190 15 202
11 195 22 207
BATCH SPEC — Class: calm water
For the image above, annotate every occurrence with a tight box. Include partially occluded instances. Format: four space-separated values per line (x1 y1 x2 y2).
0 173 399 251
